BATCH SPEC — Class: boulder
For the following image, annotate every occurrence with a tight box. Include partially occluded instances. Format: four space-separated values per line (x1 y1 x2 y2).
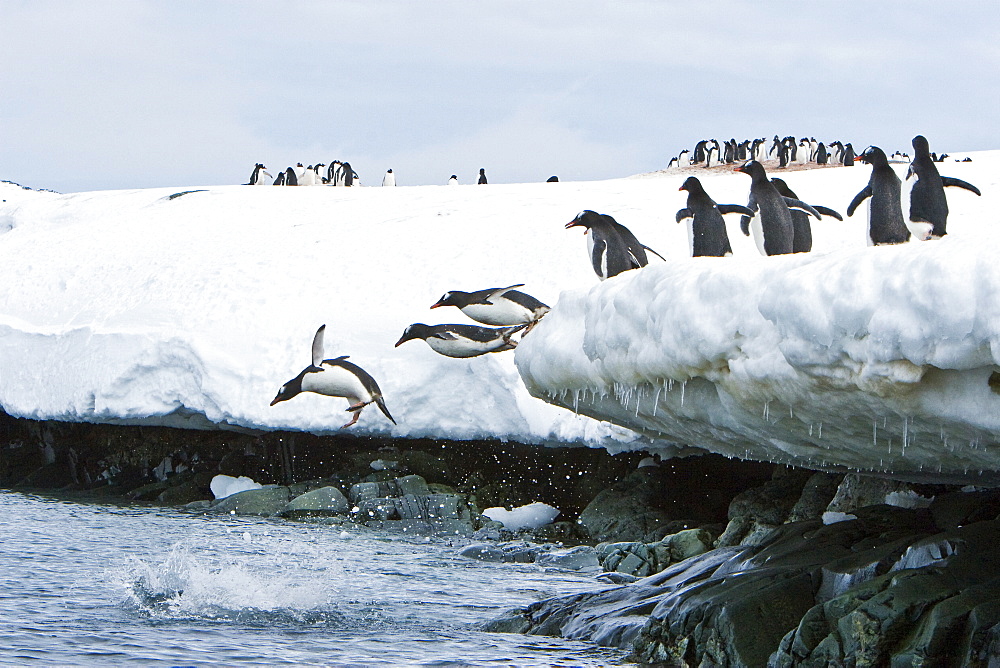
577 467 674 543
278 486 349 518
210 486 291 516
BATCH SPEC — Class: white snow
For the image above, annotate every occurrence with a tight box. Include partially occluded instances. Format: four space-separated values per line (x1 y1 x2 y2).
1 150 998 482
210 474 263 499
483 502 560 531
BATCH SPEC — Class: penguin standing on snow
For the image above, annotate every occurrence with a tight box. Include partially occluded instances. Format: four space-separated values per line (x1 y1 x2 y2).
272 171 286 186
735 160 820 256
769 177 843 253
448 175 458 185
394 323 524 358
675 176 753 257
382 169 395 186
478 168 488 184
248 163 272 185
431 284 549 327
565 210 665 280
270 325 395 429
342 162 355 187
907 135 981 239
846 146 911 245
284 167 298 186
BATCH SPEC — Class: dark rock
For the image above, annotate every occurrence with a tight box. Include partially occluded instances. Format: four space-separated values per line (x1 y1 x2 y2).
577 467 675 543
929 488 1000 530
716 468 812 547
786 472 844 523
210 486 292 516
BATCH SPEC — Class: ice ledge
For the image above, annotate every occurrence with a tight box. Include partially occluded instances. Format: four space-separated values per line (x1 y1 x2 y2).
515 236 1000 484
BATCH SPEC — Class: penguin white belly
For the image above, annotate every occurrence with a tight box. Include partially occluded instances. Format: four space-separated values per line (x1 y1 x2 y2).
426 337 508 358
585 231 609 280
749 214 767 256
685 218 695 257
460 301 531 326
865 201 875 246
302 366 370 404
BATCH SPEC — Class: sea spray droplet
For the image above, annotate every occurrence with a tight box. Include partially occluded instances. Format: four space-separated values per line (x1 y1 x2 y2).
242 532 252 543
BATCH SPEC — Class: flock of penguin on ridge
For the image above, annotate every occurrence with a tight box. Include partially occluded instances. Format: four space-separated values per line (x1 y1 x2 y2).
248 161 498 187
265 133 983 430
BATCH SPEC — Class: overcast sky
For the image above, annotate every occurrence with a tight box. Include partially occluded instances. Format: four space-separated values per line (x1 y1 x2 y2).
2 1 997 192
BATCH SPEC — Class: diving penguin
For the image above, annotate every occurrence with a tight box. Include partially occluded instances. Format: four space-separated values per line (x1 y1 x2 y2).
394 323 524 358
270 325 395 429
431 284 549 327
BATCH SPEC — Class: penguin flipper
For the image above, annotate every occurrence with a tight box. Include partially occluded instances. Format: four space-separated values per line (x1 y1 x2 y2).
846 187 872 217
311 325 327 367
740 216 751 237
812 205 844 221
375 396 396 425
718 204 754 217
676 208 693 223
784 197 821 220
482 284 526 304
941 177 981 196
323 355 350 364
642 245 667 263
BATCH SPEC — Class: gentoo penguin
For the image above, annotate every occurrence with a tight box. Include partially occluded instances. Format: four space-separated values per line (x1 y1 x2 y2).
546 175 559 182
675 176 752 257
735 161 820 256
328 161 342 185
842 143 856 166
284 167 298 186
448 175 458 185
249 163 272 185
704 144 718 168
565 210 665 280
815 143 829 165
846 146 911 245
769 177 843 253
394 323 523 358
299 165 318 186
667 157 678 169
478 168 488 185
677 149 690 167
430 284 549 326
270 325 395 429
383 169 395 186
906 135 981 239
693 140 708 164
272 170 286 186
342 162 355 187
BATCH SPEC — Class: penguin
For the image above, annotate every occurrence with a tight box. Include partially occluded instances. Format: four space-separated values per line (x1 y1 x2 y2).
383 169 395 187
394 323 524 358
546 175 559 182
272 171 286 186
769 177 843 253
342 162 355 187
478 168 488 185
677 149 690 167
796 139 809 164
907 135 981 239
667 157 678 170
777 142 790 168
299 165 317 186
693 140 708 164
815 143 829 165
675 176 753 257
768 135 781 158
249 163 272 185
842 143 856 166
328 161 343 185
829 141 844 165
846 146 911 245
704 144 718 168
430 284 549 327
751 139 766 162
270 325 395 429
448 175 459 185
735 160 820 256
737 140 750 161
284 167 298 186
565 210 665 280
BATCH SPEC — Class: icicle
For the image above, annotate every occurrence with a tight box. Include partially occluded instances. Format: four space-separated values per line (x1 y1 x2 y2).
809 424 813 437
652 387 661 417
573 390 580 414
763 401 770 420
818 423 823 439
873 418 878 447
789 405 794 418
902 417 908 455
680 381 686 407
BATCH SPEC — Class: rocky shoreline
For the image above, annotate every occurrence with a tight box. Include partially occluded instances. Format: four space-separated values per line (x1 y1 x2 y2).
4 411 1000 665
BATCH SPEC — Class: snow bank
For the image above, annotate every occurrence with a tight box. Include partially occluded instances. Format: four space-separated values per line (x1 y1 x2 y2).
483 502 560 531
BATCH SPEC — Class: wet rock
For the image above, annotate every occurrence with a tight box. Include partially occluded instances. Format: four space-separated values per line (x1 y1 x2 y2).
716 468 812 547
536 546 600 571
597 542 655 577
278 485 350 518
210 485 291 516
156 471 215 505
577 466 674 543
929 488 1000 530
786 472 844 523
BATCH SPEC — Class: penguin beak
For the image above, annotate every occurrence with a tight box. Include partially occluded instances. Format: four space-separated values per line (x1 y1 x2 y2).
269 394 283 406
565 221 580 229
394 335 408 347
429 301 443 309
854 156 862 162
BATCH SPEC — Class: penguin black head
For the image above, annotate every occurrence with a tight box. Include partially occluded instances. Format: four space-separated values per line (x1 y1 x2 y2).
734 160 766 180
678 176 705 194
769 177 796 198
395 323 433 347
565 210 603 230
387 168 393 173
912 135 930 155
858 146 888 166
431 292 460 309
270 376 303 406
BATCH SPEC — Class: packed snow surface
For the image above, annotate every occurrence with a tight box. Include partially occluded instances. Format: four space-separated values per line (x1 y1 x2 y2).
0 151 998 482
483 502 560 532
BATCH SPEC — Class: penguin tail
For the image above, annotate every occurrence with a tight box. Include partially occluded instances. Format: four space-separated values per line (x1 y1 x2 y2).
375 396 396 425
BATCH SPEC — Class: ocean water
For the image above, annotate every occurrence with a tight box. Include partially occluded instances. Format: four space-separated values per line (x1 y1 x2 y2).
0 490 629 666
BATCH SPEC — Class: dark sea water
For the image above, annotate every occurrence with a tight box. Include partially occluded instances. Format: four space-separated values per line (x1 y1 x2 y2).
0 490 629 666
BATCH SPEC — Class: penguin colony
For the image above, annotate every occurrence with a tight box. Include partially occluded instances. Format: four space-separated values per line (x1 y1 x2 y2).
268 133 981 428
247 164 513 187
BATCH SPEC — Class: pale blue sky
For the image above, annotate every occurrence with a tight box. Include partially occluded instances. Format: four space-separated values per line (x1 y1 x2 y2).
2 1 997 192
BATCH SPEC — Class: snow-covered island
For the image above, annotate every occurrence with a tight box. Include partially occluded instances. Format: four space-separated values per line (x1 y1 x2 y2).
0 151 997 483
